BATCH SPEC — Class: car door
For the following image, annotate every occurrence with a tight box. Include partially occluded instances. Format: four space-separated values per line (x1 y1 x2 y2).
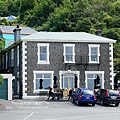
73 88 80 101
95 89 101 103
72 88 78 100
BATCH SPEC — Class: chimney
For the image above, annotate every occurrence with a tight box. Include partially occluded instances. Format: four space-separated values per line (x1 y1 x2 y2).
13 25 21 42
95 29 102 36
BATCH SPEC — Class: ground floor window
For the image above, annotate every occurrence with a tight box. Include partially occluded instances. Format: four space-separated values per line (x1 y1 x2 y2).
85 71 104 89
33 71 54 91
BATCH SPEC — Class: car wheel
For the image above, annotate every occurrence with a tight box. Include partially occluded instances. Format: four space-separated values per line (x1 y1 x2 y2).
71 97 75 103
115 103 119 107
92 103 95 106
100 100 104 106
76 100 80 106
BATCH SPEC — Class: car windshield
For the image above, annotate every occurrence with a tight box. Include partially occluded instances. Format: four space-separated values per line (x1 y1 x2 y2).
82 90 94 95
108 90 119 96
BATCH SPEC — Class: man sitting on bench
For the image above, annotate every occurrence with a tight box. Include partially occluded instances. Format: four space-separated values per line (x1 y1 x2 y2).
47 87 55 100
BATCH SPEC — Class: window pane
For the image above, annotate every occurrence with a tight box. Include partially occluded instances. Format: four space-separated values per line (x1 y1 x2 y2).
69 78 74 88
43 79 51 89
44 74 51 78
91 47 97 54
66 47 72 54
36 73 42 78
36 79 40 90
40 47 47 53
40 54 46 60
64 78 68 88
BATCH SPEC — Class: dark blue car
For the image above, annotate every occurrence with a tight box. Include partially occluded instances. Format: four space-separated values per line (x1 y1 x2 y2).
71 88 96 106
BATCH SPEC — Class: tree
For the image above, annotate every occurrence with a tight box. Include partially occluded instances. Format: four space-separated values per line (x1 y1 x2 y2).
0 37 5 50
0 74 3 85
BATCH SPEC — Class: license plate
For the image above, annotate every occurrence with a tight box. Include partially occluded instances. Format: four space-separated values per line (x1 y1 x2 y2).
86 96 90 99
111 96 117 99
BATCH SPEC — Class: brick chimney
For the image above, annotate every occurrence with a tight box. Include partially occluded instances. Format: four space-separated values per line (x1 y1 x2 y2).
13 25 21 42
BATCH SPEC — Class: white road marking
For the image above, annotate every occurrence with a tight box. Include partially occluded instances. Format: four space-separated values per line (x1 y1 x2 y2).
43 101 49 104
24 112 34 120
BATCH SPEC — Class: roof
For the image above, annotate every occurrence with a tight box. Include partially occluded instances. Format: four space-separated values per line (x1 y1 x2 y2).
0 25 37 35
21 32 116 43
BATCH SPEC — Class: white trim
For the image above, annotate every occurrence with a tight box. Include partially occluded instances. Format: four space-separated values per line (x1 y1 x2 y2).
63 44 75 63
109 43 114 89
33 71 54 92
22 42 27 97
59 71 80 88
37 43 50 64
1 74 15 100
85 71 104 89
17 45 19 66
88 44 100 64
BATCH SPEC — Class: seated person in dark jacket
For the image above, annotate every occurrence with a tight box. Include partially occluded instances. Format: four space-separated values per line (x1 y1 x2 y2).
48 87 55 100
68 88 74 100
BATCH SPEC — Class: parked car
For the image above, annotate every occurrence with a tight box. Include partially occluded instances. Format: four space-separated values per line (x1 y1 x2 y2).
71 88 96 106
95 89 120 107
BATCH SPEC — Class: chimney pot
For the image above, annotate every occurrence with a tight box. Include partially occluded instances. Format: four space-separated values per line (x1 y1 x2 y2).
13 25 21 42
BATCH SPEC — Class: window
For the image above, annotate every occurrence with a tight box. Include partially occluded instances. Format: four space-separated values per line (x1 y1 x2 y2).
37 43 49 64
89 44 100 63
63 44 75 63
17 46 19 66
85 71 104 89
6 52 8 69
11 49 14 66
33 71 53 92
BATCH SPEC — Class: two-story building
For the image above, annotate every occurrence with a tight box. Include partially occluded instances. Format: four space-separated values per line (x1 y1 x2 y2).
0 26 116 99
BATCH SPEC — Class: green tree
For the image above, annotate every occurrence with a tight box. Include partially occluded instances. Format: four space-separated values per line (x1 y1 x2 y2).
0 74 3 85
0 37 5 50
75 18 92 32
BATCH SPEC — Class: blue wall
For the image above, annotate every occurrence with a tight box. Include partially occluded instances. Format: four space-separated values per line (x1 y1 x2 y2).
3 34 27 48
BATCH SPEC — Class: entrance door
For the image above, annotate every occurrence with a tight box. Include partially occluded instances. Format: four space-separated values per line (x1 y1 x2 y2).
0 79 8 100
62 74 74 89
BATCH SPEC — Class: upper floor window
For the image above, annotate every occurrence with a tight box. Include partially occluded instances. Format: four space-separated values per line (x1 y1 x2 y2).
63 44 75 63
89 44 100 63
37 43 49 64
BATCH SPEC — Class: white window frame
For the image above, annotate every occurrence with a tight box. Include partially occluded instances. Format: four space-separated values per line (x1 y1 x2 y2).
33 71 54 93
85 71 104 89
17 46 19 66
63 44 75 63
37 43 50 64
88 44 100 64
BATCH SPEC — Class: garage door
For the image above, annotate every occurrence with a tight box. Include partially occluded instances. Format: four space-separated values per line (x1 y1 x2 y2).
0 79 8 100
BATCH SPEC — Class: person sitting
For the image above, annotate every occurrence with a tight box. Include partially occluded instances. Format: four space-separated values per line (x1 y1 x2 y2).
68 88 74 100
47 87 55 100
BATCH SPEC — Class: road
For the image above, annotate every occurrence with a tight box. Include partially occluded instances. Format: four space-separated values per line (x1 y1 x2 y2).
0 99 120 120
